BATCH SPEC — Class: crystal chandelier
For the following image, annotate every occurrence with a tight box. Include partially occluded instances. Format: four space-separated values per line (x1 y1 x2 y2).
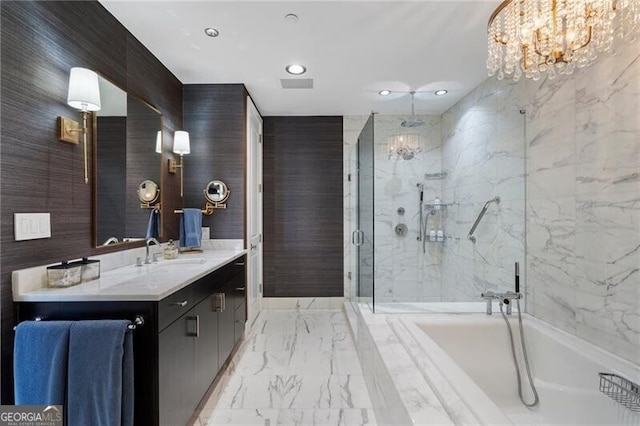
387 133 423 160
487 0 640 81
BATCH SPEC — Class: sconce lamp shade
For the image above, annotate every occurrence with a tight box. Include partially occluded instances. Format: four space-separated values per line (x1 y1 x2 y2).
173 131 190 155
67 67 101 111
155 131 162 154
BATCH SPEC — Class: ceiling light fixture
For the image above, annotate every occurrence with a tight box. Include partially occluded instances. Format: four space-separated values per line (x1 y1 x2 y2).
204 27 219 37
487 0 640 81
286 64 306 75
378 90 391 96
434 90 448 96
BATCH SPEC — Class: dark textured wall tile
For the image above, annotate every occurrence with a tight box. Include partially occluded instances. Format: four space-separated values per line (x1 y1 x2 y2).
182 84 247 240
0 1 182 402
263 116 343 298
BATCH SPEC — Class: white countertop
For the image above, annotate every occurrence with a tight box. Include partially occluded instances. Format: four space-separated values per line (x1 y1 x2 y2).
13 249 246 302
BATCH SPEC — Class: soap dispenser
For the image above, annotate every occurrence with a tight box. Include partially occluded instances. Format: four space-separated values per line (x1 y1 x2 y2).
164 239 179 260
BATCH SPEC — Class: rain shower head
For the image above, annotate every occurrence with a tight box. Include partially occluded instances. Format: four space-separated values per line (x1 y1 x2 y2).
401 91 424 128
401 119 425 128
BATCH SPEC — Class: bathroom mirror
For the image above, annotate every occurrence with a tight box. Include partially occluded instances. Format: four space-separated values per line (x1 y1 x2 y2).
204 180 230 204
93 75 163 247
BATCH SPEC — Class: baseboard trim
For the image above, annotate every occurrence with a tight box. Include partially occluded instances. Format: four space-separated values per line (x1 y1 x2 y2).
262 297 345 310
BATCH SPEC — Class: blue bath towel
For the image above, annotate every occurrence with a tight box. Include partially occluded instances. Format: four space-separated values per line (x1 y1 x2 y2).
14 320 72 405
180 208 202 248
67 320 133 426
145 208 160 239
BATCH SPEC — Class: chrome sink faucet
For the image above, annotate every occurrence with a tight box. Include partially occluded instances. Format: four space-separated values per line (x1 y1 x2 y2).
145 237 160 264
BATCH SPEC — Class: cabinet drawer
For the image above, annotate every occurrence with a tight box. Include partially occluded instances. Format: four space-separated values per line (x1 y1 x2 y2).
157 284 194 332
192 256 246 303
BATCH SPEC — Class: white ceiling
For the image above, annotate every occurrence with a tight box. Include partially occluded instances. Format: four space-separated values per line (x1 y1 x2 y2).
98 1 500 116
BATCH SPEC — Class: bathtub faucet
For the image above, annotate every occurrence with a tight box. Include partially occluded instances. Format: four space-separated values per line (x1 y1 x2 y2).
499 291 522 315
481 291 521 315
481 291 496 315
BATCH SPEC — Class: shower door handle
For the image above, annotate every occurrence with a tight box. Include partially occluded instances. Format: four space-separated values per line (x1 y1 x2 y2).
352 230 364 246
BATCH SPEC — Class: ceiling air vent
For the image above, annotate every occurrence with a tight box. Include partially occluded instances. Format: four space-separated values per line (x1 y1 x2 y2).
280 78 313 89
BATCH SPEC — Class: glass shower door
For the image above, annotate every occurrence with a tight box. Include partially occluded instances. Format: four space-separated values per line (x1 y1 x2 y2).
355 114 375 307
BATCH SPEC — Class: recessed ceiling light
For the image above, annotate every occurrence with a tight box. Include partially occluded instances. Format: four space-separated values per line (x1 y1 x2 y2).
434 89 448 96
286 64 306 75
285 13 299 23
378 90 391 96
204 27 219 37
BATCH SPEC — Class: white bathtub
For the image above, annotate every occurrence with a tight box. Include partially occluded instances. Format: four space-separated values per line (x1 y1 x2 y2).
397 314 640 425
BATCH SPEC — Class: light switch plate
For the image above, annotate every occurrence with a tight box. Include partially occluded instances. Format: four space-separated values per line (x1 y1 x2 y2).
14 213 51 241
201 227 210 240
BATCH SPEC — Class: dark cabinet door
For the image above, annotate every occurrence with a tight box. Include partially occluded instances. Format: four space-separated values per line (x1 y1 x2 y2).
158 315 197 426
193 296 219 398
229 272 247 344
217 283 235 367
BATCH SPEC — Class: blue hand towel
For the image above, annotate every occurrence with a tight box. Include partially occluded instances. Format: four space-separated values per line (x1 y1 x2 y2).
67 320 133 426
180 208 202 248
14 321 72 405
145 208 160 239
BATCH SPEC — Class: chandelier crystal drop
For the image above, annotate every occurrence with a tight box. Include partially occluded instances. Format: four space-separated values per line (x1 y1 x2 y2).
487 0 640 81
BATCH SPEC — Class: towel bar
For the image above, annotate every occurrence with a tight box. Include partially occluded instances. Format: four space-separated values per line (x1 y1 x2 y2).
14 315 144 330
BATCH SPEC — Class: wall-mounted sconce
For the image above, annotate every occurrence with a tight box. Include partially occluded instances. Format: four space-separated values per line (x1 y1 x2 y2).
155 131 162 154
57 67 101 184
168 130 190 197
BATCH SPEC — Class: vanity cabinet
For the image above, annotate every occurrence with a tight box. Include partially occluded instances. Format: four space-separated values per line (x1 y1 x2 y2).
14 254 247 426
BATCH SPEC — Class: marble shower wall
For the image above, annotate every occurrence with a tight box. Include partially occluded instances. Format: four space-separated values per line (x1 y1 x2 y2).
344 38 638 364
439 79 527 301
524 38 640 364
373 115 443 303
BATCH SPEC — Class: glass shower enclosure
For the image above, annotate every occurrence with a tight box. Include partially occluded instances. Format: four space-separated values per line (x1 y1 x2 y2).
352 106 526 314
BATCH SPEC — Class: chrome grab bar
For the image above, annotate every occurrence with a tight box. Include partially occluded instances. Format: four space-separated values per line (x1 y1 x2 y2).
467 196 500 243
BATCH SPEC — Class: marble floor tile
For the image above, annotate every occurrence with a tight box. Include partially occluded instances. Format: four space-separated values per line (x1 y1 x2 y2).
205 310 376 426
207 408 280 425
276 408 377 425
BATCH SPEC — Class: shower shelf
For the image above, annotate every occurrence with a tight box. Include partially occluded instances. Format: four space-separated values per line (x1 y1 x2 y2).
598 372 640 411
424 204 448 210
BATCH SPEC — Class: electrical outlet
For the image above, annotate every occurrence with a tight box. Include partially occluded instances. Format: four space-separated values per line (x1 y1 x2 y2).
201 227 210 240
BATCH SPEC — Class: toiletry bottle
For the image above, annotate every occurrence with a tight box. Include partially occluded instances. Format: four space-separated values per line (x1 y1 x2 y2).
434 197 441 210
429 228 436 242
164 239 179 259
437 228 444 242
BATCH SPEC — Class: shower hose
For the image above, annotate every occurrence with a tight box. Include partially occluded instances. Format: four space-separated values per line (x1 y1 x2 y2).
499 299 540 408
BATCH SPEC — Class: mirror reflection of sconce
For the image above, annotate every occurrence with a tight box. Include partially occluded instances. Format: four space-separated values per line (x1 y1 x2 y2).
203 180 230 215
155 131 162 154
168 130 190 197
137 180 160 209
57 67 102 184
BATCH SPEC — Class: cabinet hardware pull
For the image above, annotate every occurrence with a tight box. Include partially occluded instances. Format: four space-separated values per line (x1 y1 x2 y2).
171 301 188 307
212 293 225 312
235 262 245 266
235 287 246 291
187 315 199 337
250 244 257 250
